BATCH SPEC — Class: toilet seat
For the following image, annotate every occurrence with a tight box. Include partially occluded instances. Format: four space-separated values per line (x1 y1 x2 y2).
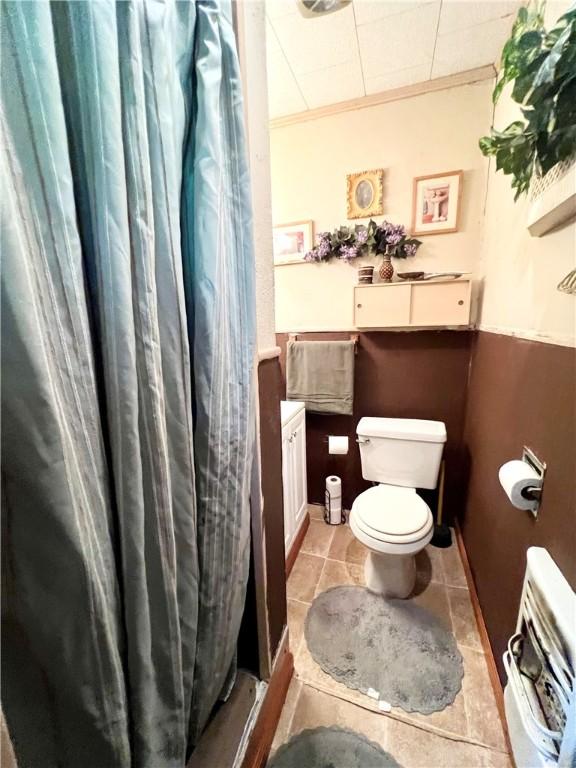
350 484 434 556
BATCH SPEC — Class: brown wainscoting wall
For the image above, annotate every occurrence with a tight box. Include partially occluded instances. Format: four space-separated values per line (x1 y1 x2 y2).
276 331 473 521
461 331 576 682
257 356 288 658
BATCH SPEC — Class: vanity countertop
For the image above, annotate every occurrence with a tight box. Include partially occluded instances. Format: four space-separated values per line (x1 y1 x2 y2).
281 400 305 426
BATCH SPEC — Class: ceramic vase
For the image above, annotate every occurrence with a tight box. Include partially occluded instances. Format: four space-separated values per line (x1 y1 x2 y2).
379 255 394 282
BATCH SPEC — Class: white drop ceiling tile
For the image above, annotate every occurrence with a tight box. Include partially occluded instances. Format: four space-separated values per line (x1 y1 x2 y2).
431 14 515 78
265 0 299 21
266 19 283 56
270 3 359 76
353 0 434 28
266 47 308 118
266 0 517 118
437 0 521 36
358 1 441 78
364 62 432 94
297 57 365 107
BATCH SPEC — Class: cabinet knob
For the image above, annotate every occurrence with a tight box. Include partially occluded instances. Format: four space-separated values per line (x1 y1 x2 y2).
458 300 464 306
357 303 362 308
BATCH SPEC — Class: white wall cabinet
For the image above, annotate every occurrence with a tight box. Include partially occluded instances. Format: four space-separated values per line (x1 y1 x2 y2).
354 278 472 329
281 402 308 558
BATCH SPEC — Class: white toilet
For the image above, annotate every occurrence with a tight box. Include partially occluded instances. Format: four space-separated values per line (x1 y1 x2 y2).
349 417 447 598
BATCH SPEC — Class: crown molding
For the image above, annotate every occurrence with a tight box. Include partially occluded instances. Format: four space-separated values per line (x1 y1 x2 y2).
269 65 496 129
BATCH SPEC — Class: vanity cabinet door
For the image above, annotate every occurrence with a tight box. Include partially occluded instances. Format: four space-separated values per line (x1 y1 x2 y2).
281 408 308 560
281 426 294 552
290 411 308 531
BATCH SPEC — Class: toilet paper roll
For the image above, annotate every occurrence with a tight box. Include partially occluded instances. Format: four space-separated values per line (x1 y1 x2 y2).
325 475 342 525
328 435 349 455
498 460 542 510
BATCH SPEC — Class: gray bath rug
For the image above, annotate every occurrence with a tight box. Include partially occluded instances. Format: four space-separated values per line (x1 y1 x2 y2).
268 726 401 768
305 586 464 714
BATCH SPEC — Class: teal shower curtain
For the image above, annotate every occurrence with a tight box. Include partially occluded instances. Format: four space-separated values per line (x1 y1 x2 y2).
1 1 255 766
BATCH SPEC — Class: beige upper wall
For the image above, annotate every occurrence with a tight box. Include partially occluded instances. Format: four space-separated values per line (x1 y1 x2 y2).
271 80 494 332
237 1 277 354
477 0 576 347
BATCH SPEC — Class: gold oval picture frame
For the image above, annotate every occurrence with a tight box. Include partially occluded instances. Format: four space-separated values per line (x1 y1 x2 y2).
347 168 384 219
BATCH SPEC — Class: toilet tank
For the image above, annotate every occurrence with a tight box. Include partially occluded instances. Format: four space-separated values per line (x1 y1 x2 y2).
357 417 447 489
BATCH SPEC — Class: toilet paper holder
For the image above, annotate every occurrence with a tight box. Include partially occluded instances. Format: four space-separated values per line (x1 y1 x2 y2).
521 446 546 517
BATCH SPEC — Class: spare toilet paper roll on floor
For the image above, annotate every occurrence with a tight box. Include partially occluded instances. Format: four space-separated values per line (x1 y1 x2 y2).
499 460 542 510
326 475 342 524
328 436 349 455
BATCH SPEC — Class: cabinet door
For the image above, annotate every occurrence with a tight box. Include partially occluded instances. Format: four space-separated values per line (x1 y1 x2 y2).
281 428 294 553
410 281 471 326
354 285 411 328
290 413 308 529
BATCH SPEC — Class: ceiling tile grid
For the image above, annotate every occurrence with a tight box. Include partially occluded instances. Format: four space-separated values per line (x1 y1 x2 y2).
364 62 433 95
266 21 308 116
265 0 523 119
356 1 441 78
432 13 521 78
353 0 436 27
298 57 365 108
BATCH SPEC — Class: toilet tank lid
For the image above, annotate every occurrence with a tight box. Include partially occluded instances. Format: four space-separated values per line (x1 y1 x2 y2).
357 417 447 443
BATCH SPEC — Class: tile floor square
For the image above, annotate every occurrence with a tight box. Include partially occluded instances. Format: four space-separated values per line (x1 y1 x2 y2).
300 519 335 557
287 552 324 603
273 516 511 767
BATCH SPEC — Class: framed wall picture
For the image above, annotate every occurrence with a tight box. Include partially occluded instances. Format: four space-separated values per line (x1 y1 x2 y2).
273 220 314 265
412 170 463 236
347 169 384 219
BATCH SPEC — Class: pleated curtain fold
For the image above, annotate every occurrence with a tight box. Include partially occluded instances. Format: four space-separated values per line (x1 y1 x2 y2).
0 2 255 766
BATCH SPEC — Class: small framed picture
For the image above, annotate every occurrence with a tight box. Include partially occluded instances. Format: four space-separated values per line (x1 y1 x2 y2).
273 220 314 265
412 170 463 236
347 169 384 219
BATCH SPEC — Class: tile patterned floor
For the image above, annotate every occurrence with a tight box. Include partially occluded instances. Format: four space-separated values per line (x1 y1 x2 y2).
271 505 511 767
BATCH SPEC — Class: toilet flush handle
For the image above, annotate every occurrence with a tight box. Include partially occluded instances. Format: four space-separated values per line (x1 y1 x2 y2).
356 438 370 444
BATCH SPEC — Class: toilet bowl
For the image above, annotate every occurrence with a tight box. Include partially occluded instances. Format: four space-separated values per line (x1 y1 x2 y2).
350 485 433 597
351 417 446 598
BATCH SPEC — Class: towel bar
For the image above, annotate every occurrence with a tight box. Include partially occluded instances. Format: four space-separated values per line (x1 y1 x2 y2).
288 333 359 354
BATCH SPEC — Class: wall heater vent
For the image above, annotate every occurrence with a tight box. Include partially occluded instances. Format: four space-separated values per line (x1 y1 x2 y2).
504 548 575 767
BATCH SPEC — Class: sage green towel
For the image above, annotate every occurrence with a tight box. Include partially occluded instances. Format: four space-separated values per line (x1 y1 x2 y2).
286 340 355 415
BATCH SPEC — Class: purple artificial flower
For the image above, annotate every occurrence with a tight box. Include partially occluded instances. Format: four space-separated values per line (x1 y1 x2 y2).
356 228 368 245
317 232 332 259
305 232 333 262
403 242 418 257
387 224 406 246
340 244 360 262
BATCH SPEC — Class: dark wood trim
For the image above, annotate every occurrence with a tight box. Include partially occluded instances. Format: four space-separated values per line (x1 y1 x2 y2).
241 646 294 768
256 355 288 666
454 521 513 756
187 672 259 768
285 513 310 578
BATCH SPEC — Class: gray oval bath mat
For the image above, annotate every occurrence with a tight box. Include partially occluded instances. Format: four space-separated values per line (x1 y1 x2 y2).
268 726 401 768
305 586 464 714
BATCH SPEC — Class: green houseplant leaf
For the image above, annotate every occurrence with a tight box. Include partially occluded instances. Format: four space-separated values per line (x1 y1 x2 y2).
479 1 576 198
532 24 572 88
